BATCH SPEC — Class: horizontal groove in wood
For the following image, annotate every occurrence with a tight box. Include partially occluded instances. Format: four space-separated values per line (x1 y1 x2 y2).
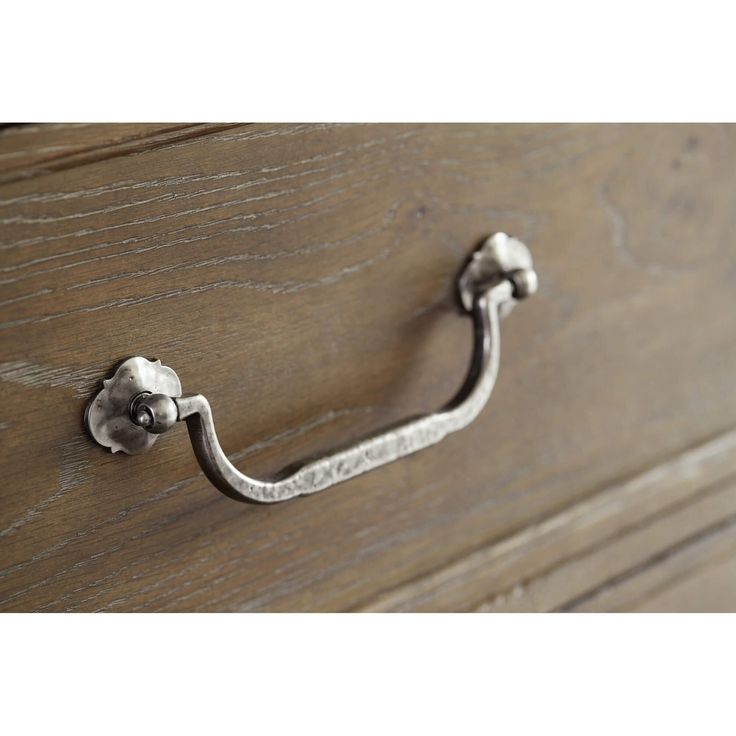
481 478 736 612
567 511 736 612
359 428 736 611
0 123 245 185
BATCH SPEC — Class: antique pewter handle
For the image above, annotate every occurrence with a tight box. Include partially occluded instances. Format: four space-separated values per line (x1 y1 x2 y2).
85 233 537 503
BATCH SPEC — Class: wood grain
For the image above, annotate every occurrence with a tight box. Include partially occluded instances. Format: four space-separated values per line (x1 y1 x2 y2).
0 123 240 184
362 429 736 611
1 123 736 611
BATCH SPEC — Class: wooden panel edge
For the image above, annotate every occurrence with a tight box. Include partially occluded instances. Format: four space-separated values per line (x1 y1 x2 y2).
357 428 736 611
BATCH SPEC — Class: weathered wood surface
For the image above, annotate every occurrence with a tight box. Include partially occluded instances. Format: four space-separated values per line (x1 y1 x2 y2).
0 123 239 185
1 123 735 611
364 429 736 611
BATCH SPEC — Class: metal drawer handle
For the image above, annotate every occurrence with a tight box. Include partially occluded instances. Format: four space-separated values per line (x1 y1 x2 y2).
85 233 537 503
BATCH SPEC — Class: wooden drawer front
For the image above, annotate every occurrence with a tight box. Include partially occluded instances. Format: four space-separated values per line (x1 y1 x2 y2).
2 123 736 611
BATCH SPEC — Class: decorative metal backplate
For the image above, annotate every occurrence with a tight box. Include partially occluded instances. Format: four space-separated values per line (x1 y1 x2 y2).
85 357 182 454
457 232 534 316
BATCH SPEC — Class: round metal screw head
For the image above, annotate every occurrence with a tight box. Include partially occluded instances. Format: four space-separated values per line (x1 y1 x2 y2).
85 357 182 455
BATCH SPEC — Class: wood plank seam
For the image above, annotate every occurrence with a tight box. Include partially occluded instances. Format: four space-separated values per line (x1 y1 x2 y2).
356 428 736 611
479 473 736 612
557 511 736 612
0 123 246 186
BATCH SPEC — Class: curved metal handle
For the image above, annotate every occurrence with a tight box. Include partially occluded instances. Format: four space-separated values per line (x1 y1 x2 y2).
85 233 537 503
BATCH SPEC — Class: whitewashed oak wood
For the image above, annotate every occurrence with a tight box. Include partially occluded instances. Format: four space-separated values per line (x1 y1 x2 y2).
1 123 736 611
363 429 736 611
